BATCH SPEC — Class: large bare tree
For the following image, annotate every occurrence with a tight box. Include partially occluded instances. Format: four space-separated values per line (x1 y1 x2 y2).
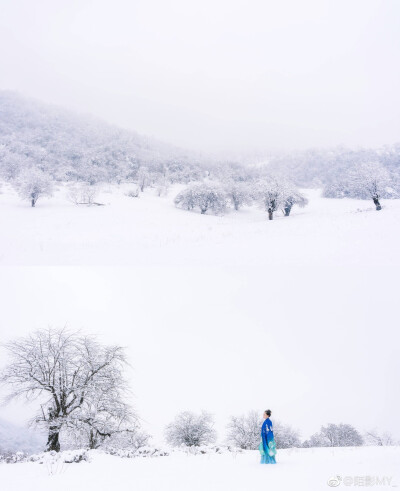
1 328 133 452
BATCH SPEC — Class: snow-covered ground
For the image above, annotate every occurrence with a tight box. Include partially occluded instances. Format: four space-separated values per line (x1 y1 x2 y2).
0 182 398 267
0 183 399 489
0 446 399 491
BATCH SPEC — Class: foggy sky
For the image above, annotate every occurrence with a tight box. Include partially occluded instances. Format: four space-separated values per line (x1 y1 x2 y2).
1 0 400 154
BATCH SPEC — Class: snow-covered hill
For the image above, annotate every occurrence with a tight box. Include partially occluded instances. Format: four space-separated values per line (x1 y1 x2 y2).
0 91 202 183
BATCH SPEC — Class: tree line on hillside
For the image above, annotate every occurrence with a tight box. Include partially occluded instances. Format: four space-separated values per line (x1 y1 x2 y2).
1 92 399 211
0 328 397 456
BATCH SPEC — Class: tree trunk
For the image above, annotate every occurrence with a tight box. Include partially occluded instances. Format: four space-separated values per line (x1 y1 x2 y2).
284 205 291 216
268 209 273 220
46 427 60 452
373 197 382 211
31 198 35 207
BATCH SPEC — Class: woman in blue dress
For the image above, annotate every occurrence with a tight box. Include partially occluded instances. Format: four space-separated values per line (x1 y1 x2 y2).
260 409 277 464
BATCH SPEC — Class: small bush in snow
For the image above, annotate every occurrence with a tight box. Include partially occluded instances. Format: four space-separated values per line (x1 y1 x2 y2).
105 446 169 458
273 421 301 449
179 444 242 455
165 411 217 447
126 187 140 198
303 423 363 447
174 183 227 215
364 429 398 446
226 410 262 450
68 183 103 205
0 450 27 464
0 449 89 465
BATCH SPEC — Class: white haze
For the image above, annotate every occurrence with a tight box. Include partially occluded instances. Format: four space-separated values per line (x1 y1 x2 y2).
1 0 400 155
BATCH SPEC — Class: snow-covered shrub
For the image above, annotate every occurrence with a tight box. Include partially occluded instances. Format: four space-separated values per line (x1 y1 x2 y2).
0 450 27 464
364 429 398 446
104 445 169 458
99 428 150 452
13 167 54 207
179 444 241 455
174 183 227 215
273 421 301 449
165 411 217 447
137 166 150 192
303 423 363 447
0 449 90 465
226 410 261 449
155 174 170 197
126 187 140 198
68 183 102 205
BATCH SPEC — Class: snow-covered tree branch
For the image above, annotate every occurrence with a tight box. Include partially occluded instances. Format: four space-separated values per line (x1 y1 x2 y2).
0 328 135 452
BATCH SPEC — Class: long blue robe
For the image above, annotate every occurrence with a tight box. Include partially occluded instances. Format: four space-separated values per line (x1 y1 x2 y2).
260 418 277 464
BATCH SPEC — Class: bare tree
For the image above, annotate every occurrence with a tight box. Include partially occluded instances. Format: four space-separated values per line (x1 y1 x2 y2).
165 411 217 447
0 328 133 452
226 410 261 449
364 429 397 446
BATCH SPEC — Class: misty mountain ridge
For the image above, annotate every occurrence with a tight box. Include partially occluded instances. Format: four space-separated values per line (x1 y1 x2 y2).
0 91 205 184
1 91 400 194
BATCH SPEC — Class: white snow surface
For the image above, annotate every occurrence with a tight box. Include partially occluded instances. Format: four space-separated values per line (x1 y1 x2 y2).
0 446 399 491
0 183 399 448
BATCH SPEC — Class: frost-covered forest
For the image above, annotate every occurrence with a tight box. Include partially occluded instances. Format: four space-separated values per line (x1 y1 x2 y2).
1 91 400 211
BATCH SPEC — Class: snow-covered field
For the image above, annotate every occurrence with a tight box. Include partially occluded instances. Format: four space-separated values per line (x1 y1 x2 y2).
0 447 399 491
0 183 399 489
0 182 398 267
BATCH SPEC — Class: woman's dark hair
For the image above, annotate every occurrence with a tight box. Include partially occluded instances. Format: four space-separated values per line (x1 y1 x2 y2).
265 409 272 417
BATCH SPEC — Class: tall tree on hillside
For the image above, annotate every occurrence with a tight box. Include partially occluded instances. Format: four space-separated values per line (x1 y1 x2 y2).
0 328 134 452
